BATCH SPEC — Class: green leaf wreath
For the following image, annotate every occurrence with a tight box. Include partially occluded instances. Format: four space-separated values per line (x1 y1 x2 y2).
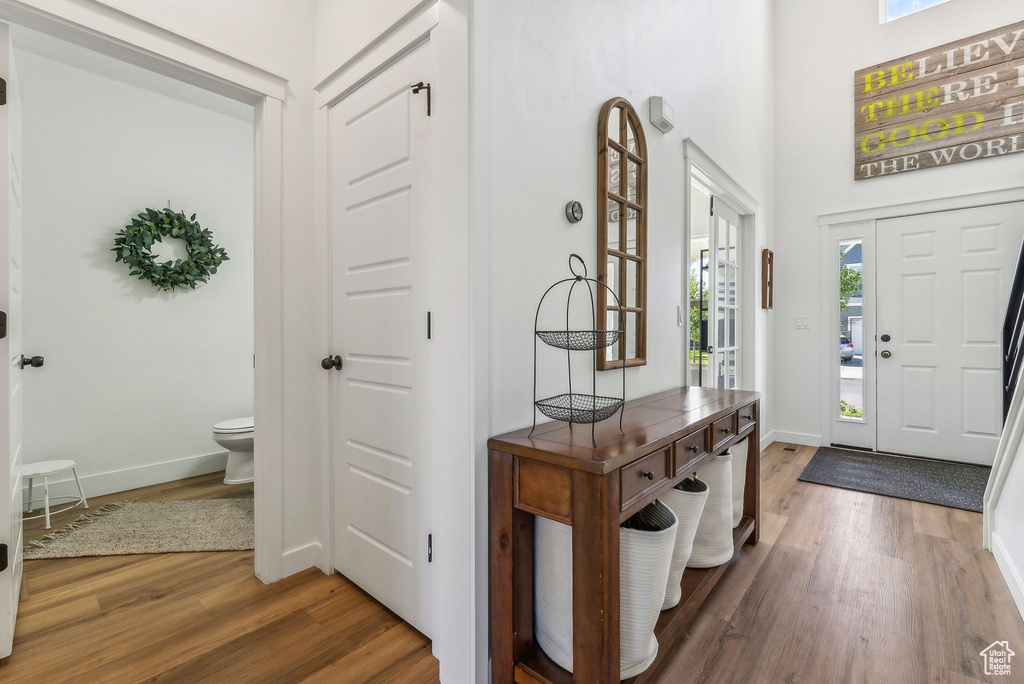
112 208 229 291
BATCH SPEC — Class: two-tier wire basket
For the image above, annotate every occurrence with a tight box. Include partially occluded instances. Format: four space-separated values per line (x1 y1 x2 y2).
529 254 626 447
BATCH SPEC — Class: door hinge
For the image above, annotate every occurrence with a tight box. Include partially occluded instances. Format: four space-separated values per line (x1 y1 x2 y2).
0 78 7 107
412 81 431 116
427 311 432 340
427 534 432 563
0 543 7 572
0 310 7 339
709 196 715 217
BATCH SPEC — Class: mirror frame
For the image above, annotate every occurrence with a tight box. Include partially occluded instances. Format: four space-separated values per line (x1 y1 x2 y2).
597 97 648 370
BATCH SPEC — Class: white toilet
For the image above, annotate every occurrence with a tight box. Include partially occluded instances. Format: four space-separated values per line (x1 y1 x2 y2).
213 417 254 485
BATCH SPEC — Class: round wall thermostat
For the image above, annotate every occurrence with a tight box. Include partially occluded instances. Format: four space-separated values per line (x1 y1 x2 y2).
565 200 584 223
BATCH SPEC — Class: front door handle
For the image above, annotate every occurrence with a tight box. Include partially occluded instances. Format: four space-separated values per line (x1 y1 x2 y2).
20 355 43 369
880 350 892 359
320 355 343 371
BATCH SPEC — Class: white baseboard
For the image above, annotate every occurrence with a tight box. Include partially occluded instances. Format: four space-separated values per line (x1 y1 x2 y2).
760 430 775 452
770 430 823 447
991 531 1024 622
21 451 229 501
282 541 324 578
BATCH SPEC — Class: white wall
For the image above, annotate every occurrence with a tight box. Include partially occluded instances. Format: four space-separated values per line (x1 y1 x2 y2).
81 0 323 573
17 40 253 499
314 0 422 84
773 0 1024 443
476 0 776 679
991 436 1024 619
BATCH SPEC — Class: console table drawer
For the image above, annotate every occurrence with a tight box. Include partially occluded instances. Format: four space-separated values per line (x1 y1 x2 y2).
711 413 737 451
674 428 708 475
620 447 672 511
737 406 756 433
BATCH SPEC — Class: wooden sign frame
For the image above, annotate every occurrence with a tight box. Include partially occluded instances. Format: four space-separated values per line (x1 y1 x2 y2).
854 20 1024 180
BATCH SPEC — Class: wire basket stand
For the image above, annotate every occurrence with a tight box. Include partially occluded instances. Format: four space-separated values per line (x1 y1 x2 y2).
529 254 626 447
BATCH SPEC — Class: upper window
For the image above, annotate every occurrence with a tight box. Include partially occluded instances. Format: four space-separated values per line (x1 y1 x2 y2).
881 0 952 22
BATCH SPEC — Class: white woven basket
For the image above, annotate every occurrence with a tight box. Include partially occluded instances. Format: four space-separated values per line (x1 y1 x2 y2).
731 438 747 528
660 477 708 610
534 500 678 679
688 452 734 568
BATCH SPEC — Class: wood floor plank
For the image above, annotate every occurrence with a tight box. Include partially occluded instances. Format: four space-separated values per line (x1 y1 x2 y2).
3 445 1020 683
1 472 438 683
652 442 1024 684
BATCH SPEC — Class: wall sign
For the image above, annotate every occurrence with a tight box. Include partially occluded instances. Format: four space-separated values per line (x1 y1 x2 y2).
854 20 1024 180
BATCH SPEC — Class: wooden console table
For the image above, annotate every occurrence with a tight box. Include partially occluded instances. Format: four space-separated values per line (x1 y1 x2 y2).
489 387 760 684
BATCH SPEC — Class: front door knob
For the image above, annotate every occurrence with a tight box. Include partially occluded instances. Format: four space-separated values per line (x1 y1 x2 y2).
321 355 343 370
19 355 43 369
880 350 892 359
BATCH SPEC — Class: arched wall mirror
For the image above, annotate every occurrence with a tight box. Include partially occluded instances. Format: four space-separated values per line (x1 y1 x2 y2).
597 97 648 370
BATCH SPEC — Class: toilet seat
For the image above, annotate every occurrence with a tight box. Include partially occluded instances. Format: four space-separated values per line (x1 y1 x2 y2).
213 416 254 434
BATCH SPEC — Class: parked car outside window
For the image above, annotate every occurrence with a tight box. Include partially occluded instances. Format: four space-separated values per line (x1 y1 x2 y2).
840 335 855 362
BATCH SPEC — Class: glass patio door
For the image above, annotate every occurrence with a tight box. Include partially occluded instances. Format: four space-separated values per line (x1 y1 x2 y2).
709 201 741 389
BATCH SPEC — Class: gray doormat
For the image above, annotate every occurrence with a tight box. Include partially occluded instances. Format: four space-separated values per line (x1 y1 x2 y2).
24 498 254 559
798 447 990 512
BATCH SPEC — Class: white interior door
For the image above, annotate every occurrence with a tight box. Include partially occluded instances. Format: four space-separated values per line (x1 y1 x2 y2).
0 22 22 659
877 203 1024 464
328 40 435 637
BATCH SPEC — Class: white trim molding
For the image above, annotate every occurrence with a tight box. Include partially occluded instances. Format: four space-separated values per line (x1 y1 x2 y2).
0 0 286 102
315 0 438 109
818 186 1024 227
282 541 324 578
21 451 229 501
992 532 1024 621
0 0 289 583
253 95 285 582
984 358 1024 548
770 430 824 448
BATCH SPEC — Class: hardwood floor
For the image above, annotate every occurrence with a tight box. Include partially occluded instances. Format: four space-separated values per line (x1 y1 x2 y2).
3 445 1020 683
654 442 1024 684
3 471 439 683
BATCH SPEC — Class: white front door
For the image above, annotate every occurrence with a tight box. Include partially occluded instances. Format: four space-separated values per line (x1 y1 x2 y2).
328 40 435 637
876 203 1024 464
0 22 23 659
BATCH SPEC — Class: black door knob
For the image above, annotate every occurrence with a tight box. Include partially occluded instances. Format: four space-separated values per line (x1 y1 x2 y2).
880 334 891 342
321 355 343 370
20 355 43 369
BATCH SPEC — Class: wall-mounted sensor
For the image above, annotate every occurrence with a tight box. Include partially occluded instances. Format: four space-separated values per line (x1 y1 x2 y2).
649 96 674 133
565 200 584 223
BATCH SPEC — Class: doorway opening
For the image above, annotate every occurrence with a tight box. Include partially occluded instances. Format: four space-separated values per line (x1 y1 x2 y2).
14 24 256 556
686 170 753 392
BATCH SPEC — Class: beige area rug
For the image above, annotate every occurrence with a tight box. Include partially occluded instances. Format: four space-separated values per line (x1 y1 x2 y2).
24 498 254 560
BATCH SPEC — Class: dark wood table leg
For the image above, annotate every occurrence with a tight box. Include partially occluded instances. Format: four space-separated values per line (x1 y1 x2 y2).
570 470 620 683
744 400 761 545
490 450 515 684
